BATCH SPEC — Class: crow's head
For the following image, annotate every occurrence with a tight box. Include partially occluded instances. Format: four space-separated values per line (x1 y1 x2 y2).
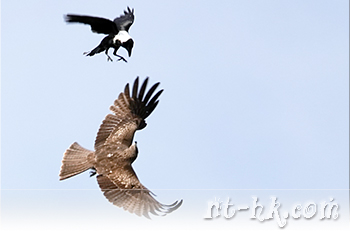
123 39 134 57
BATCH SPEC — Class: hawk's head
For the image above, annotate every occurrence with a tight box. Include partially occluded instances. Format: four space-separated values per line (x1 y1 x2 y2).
137 119 147 130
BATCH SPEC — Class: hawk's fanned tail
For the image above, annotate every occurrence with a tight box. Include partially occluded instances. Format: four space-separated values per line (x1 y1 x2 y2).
59 142 95 180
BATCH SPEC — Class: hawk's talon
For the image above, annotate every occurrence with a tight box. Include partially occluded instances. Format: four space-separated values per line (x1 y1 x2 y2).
90 169 97 177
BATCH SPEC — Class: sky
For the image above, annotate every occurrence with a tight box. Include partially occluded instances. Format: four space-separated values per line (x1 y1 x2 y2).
1 0 349 231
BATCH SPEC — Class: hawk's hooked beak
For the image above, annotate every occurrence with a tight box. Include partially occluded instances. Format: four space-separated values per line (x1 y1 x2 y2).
134 141 138 154
138 120 147 130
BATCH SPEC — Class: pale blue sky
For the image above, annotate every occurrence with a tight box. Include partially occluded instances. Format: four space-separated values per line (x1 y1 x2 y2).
1 0 349 231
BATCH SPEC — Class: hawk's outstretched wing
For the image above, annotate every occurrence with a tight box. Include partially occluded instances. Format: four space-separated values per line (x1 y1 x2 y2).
113 7 135 32
93 77 182 217
97 170 183 218
94 77 163 153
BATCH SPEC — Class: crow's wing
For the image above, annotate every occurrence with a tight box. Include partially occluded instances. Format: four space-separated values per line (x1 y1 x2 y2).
97 170 183 218
94 77 163 153
65 14 118 34
113 7 135 32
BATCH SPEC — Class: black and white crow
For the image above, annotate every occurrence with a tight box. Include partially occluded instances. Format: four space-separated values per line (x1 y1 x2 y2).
64 7 135 62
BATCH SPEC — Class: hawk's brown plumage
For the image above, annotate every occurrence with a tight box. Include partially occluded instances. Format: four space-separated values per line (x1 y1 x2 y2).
59 77 182 218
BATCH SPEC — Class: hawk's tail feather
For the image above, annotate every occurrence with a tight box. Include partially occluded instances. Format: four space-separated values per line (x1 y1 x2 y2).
59 142 95 181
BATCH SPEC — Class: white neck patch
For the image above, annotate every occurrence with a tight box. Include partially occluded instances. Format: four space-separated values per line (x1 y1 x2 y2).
113 31 132 43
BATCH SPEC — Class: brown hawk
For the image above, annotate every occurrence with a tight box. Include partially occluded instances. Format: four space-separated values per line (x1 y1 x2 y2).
59 77 182 218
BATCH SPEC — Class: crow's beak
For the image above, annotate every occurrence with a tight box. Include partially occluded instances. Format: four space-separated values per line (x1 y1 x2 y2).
127 48 132 57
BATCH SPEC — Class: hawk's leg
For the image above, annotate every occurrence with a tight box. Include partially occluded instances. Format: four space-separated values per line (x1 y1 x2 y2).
105 48 113 62
113 49 127 63
89 168 97 177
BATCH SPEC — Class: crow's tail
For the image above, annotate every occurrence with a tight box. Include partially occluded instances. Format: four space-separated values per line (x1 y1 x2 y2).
84 45 105 56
